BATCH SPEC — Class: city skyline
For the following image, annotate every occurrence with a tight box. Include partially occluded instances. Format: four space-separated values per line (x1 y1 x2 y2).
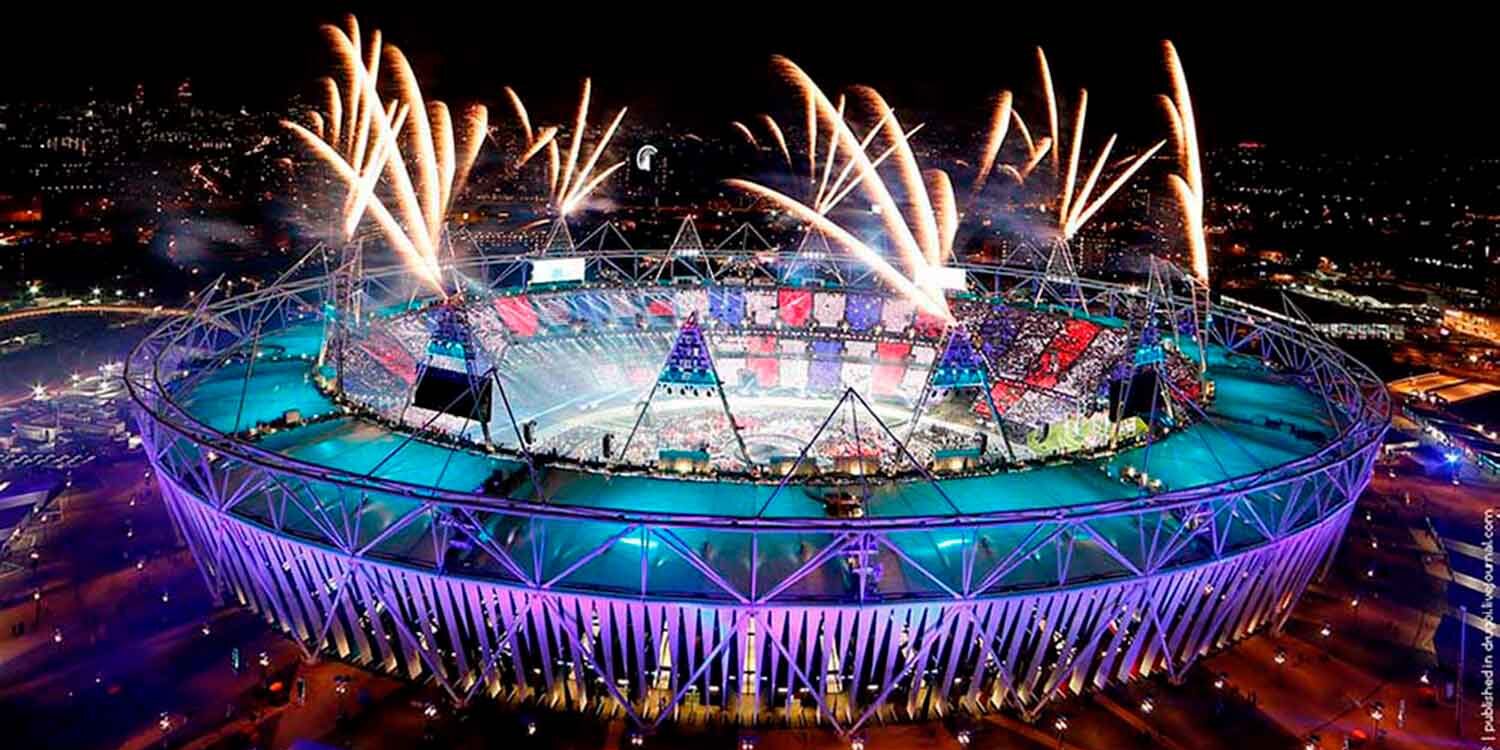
4 8 1498 151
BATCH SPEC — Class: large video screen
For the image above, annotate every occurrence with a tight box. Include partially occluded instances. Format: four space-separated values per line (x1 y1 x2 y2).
412 366 492 422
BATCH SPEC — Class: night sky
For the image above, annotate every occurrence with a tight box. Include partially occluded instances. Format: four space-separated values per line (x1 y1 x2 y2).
6 6 1497 152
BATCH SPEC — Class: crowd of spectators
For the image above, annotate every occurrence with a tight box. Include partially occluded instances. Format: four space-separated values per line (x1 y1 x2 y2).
333 287 1163 471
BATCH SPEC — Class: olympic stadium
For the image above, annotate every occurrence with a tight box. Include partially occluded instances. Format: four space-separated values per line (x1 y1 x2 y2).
125 232 1388 735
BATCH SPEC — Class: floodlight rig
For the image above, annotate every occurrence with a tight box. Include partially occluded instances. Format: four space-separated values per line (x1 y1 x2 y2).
904 324 1017 463
618 312 752 469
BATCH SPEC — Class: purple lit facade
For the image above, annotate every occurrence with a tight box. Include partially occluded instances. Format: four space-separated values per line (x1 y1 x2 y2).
128 250 1387 734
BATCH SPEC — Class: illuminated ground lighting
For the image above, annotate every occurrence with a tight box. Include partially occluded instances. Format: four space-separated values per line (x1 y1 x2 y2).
127 252 1388 733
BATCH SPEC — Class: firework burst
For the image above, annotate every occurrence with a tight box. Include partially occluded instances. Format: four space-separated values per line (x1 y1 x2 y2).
729 50 1172 317
1031 48 1166 241
505 80 628 217
284 15 487 295
727 56 974 320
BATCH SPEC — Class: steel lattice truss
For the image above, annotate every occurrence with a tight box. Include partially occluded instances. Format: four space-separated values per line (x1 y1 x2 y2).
128 248 1387 732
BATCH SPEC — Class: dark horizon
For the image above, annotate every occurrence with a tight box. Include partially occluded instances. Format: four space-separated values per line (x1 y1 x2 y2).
5 7 1499 153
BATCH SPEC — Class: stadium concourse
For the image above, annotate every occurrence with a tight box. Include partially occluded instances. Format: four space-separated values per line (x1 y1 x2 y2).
127 246 1387 734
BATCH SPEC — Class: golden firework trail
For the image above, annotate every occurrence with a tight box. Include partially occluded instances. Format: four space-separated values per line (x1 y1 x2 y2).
815 106 897 212
1068 133 1115 229
546 139 561 200
558 79 590 208
759 114 793 168
970 90 1013 201
856 86 941 268
1011 109 1034 153
305 111 325 141
1019 137 1052 181
322 78 343 151
504 86 533 143
1054 129 1165 240
560 103 627 215
804 88 818 183
1037 47 1061 180
731 120 760 148
813 95 846 207
563 161 627 215
287 107 430 286
1003 111 1052 184
1066 141 1164 236
733 87 859 209
1057 89 1088 231
307 16 389 229
1158 93 1184 163
756 92 918 215
314 15 383 164
450 105 488 208
514 126 557 169
505 80 628 216
927 170 958 262
1162 40 1208 282
819 123 924 215
383 89 487 284
503 86 559 169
